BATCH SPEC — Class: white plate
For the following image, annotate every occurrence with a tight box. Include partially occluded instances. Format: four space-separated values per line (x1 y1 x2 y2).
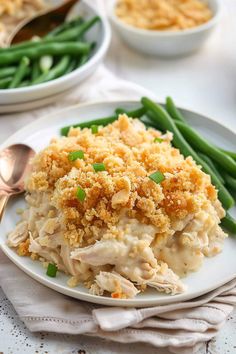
0 101 235 307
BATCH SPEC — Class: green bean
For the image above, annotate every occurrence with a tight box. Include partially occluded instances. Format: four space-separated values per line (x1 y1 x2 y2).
219 148 236 161
221 212 236 235
10 16 95 54
8 56 30 89
222 172 236 192
32 55 70 85
0 16 100 54
143 98 199 157
2 39 40 53
0 35 41 54
140 118 158 129
65 53 89 75
142 114 163 130
141 97 234 210
0 66 31 83
0 42 91 66
61 115 117 136
46 16 83 38
198 153 225 184
115 107 146 118
166 96 236 164
130 106 147 117
175 120 236 177
78 53 89 67
64 58 77 75
165 96 186 122
166 96 236 183
166 96 236 163
0 66 17 79
31 60 40 81
0 77 12 89
18 80 30 88
66 53 89 74
115 108 126 115
51 16 100 41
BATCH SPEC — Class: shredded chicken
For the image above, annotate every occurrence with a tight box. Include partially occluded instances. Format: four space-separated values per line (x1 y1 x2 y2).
90 271 140 298
7 221 28 247
71 217 185 295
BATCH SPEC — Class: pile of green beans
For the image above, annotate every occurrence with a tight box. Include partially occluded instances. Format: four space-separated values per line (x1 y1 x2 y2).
0 16 100 89
60 97 236 236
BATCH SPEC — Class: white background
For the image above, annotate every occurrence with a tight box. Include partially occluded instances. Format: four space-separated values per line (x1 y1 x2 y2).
0 0 236 353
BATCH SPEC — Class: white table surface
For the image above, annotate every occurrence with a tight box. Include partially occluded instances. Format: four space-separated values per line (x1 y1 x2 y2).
0 0 236 353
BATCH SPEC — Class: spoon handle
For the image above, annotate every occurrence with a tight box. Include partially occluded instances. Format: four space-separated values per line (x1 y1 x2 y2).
0 194 9 222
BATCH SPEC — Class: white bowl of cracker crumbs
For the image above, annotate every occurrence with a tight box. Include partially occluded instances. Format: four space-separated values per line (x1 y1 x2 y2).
110 0 221 57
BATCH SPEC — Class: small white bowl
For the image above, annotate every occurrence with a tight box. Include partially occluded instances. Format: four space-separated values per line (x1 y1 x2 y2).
0 0 111 107
110 0 221 57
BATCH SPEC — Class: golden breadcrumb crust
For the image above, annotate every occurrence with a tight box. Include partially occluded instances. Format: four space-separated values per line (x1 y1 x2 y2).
26 114 218 247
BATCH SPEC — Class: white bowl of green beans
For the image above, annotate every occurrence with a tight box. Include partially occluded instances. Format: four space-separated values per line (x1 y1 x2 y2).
0 0 111 106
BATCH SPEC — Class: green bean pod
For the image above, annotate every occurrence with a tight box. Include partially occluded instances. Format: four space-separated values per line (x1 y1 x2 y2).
64 58 77 75
166 96 236 164
141 97 234 210
32 55 71 85
0 77 12 89
78 53 89 67
8 56 30 89
0 66 17 79
221 212 236 235
165 96 186 122
0 16 100 54
46 16 83 38
175 120 236 177
18 80 30 88
222 172 236 192
31 60 41 82
198 153 225 184
140 118 158 129
219 148 236 161
0 42 91 66
115 108 126 115
54 16 100 42
115 107 146 118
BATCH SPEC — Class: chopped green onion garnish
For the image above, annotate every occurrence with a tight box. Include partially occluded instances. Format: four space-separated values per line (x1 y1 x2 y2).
149 171 165 184
76 187 86 201
39 55 53 73
154 137 163 143
46 263 57 277
68 150 84 161
91 125 98 134
92 163 106 172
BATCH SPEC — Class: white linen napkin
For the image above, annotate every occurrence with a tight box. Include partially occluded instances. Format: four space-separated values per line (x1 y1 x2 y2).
0 66 236 354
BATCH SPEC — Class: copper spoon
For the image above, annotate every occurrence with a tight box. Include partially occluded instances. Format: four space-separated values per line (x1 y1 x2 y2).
8 0 78 45
0 144 35 222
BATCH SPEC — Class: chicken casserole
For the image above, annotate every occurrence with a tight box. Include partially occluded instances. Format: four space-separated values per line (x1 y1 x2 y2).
8 114 227 299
